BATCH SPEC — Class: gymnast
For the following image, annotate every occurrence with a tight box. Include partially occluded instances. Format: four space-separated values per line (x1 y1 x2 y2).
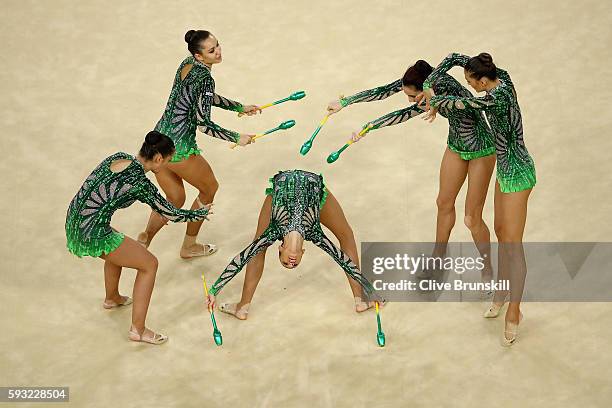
65 131 212 345
205 170 383 319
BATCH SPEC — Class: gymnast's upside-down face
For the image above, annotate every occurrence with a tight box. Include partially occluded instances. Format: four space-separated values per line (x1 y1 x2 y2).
278 243 305 269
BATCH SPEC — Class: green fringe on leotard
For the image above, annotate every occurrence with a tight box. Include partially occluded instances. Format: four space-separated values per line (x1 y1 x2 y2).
170 144 202 163
449 145 495 161
66 231 125 258
265 175 328 209
319 183 329 208
264 176 275 196
497 167 536 193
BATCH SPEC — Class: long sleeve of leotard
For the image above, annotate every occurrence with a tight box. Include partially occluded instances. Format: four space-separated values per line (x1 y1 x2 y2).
366 104 425 131
430 93 497 115
311 230 383 302
213 93 244 113
340 79 403 107
209 226 279 295
423 53 470 90
135 179 210 223
196 76 241 143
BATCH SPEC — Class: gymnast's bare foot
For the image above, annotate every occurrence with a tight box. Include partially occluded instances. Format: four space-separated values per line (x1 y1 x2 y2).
355 297 386 313
220 302 249 320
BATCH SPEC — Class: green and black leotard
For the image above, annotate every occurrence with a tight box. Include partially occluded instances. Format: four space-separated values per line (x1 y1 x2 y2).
155 56 245 162
65 152 210 257
425 53 536 193
340 72 495 160
209 170 381 302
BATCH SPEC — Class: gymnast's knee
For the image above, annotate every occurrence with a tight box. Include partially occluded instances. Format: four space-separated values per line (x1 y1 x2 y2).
167 191 186 208
143 255 159 274
199 178 219 198
436 196 455 213
464 214 482 232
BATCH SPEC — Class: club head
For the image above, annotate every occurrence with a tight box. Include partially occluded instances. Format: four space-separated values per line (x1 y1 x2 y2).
280 120 296 129
300 141 312 155
327 152 340 163
290 91 306 100
377 332 386 347
213 330 223 346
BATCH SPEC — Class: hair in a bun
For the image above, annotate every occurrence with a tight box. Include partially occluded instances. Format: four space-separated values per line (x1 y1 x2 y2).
139 131 175 160
465 52 497 80
401 60 434 91
145 130 162 145
477 53 493 65
184 30 212 55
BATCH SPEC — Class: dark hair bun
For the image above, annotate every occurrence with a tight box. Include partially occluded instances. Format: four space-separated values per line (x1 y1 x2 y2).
145 130 163 145
477 53 494 66
185 30 197 43
414 60 430 75
465 52 498 80
184 30 212 55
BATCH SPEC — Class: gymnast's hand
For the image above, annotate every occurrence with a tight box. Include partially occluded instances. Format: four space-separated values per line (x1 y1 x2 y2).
241 105 262 116
327 99 343 115
416 89 435 111
200 203 214 220
350 130 364 143
422 107 438 123
237 133 255 146
206 294 216 310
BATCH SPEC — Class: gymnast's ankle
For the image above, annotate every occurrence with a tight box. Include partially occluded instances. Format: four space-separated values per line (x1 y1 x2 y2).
182 234 198 248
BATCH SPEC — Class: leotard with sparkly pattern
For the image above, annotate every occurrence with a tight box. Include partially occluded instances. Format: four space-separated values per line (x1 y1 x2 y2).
65 152 210 257
425 53 536 192
340 73 495 160
155 56 244 162
209 170 381 302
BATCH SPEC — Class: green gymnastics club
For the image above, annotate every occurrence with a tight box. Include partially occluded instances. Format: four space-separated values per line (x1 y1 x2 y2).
230 120 296 149
300 114 330 155
238 91 306 116
375 301 386 347
201 274 222 346
326 123 373 163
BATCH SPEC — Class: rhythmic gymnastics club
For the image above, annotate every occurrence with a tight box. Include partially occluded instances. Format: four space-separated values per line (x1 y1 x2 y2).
375 301 386 347
201 274 223 346
300 114 329 155
326 123 373 163
230 120 296 149
238 91 306 117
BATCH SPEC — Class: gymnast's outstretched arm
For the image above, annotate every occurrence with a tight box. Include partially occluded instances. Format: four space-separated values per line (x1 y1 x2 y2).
209 227 279 296
135 179 210 223
213 93 244 113
340 79 403 107
366 104 425 131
